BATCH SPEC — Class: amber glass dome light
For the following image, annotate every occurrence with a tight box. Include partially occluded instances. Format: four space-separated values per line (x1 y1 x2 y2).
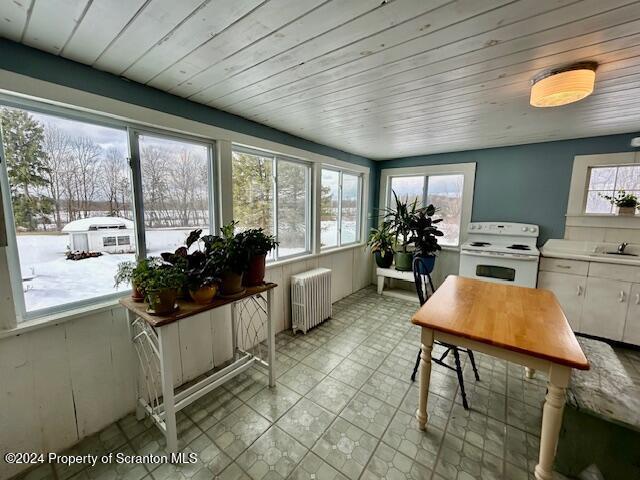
530 62 597 108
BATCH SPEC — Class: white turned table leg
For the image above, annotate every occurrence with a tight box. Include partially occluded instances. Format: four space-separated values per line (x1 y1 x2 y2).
377 276 384 295
416 328 434 431
535 366 570 480
525 367 536 379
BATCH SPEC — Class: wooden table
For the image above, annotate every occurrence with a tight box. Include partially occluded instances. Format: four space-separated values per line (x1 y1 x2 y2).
120 283 277 454
412 276 589 480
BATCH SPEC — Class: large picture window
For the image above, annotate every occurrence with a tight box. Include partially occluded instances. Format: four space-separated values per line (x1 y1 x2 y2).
0 105 133 313
321 168 362 248
384 168 472 247
136 133 212 256
232 146 311 260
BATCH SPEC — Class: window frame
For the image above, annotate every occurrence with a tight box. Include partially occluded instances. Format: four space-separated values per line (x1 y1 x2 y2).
320 166 363 250
567 152 640 229
379 163 476 249
231 144 313 262
0 97 218 322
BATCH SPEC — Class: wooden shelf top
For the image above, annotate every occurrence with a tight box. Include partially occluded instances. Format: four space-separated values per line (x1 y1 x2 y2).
120 283 277 327
412 276 590 370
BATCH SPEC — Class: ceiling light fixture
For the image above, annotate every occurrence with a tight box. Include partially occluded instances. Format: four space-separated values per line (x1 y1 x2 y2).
530 62 597 107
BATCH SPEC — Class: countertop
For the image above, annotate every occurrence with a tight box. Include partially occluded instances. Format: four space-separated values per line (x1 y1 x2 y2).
540 239 640 266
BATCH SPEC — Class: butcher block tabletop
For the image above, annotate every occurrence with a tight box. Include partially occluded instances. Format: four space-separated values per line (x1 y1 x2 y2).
412 276 589 370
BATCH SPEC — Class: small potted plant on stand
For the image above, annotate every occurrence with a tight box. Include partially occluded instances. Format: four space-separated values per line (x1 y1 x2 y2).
137 258 185 315
209 221 250 297
242 228 278 286
410 204 444 274
383 191 418 271
161 229 221 305
600 190 639 216
367 221 395 268
115 259 152 302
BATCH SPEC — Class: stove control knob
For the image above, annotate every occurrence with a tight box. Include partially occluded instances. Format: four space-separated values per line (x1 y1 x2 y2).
522 227 529 232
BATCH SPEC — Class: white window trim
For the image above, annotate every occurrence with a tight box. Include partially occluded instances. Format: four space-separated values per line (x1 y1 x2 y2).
0 71 370 328
567 152 640 229
320 166 364 250
231 144 313 261
379 163 476 248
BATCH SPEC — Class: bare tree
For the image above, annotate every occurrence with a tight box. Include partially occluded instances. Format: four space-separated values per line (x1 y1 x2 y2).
140 145 170 227
71 137 102 218
101 147 130 216
41 126 71 229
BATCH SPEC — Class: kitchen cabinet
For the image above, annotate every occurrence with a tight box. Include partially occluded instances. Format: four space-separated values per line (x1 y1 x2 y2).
624 284 640 345
538 256 640 345
581 277 629 341
537 271 585 330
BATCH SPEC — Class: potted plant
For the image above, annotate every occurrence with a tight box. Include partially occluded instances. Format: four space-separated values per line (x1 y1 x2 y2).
241 228 278 286
137 258 185 315
410 204 444 274
161 229 221 305
600 190 639 216
367 221 395 268
383 191 418 271
114 259 150 302
208 221 250 297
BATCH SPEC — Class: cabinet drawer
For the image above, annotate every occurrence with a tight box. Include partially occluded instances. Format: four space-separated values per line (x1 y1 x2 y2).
539 257 588 276
588 262 640 283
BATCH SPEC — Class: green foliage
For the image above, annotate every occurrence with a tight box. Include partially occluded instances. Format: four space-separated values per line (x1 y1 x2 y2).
114 258 159 290
600 190 639 208
381 191 418 253
367 221 395 256
135 257 185 304
242 228 278 256
410 204 444 256
205 221 251 274
160 229 221 291
1 107 53 229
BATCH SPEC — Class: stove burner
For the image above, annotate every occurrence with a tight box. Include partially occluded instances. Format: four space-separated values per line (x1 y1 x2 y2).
470 242 491 247
507 244 531 250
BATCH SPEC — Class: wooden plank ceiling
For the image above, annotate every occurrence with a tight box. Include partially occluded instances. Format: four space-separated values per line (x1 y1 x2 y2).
2 0 640 159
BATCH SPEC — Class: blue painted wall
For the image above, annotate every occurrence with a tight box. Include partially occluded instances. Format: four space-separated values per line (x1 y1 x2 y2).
378 134 640 243
0 39 379 219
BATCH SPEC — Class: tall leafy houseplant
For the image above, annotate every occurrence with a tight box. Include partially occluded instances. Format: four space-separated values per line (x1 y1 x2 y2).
410 204 444 274
367 221 395 268
383 191 419 271
208 221 251 296
242 228 278 286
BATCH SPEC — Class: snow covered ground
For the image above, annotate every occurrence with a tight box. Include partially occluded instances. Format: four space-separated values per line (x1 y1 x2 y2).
16 222 356 313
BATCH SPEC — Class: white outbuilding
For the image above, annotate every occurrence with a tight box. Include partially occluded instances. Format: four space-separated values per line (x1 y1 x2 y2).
62 216 136 254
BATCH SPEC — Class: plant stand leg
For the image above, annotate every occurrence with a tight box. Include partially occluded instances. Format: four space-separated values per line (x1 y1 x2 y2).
267 289 276 387
158 326 178 456
377 275 385 295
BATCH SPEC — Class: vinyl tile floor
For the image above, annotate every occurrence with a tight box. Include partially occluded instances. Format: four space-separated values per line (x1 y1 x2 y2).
13 287 640 480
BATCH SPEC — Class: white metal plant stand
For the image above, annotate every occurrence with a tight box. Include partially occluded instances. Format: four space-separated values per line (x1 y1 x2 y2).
121 283 277 454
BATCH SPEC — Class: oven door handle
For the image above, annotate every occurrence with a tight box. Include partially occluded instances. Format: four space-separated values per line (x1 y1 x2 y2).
460 250 539 261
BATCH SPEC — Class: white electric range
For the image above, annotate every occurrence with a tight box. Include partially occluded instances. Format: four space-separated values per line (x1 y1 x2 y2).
459 222 540 288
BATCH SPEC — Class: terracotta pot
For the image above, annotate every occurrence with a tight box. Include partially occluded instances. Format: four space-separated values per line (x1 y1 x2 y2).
244 254 267 286
131 282 144 303
189 284 219 305
617 206 636 216
220 271 245 296
147 288 178 315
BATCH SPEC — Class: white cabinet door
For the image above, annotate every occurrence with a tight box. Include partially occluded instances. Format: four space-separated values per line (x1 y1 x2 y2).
624 284 640 345
538 272 586 331
582 277 630 341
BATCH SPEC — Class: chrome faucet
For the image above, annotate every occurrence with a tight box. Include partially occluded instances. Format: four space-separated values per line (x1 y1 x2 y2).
618 242 629 253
